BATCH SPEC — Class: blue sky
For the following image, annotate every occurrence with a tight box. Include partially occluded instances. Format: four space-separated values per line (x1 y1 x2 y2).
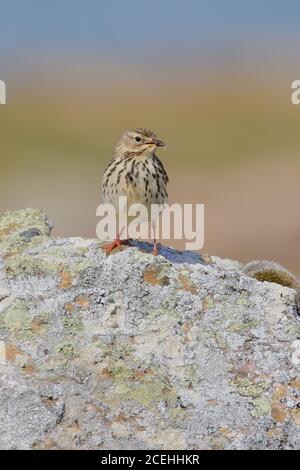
1 0 300 58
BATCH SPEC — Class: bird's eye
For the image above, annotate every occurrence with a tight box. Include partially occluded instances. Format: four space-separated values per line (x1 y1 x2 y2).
135 136 141 142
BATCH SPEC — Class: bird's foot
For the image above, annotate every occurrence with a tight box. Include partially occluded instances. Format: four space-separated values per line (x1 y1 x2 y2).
101 239 129 254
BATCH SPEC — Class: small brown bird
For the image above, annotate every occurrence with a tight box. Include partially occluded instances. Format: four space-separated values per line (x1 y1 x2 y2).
101 128 169 255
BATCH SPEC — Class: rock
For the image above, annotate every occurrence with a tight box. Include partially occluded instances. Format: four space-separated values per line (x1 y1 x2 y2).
0 208 299 450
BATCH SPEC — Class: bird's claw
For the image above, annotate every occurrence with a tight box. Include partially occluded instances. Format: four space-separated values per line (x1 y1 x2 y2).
101 239 129 254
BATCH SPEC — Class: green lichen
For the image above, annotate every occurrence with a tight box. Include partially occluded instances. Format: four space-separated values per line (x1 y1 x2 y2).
94 339 110 356
177 364 199 388
203 295 215 310
5 254 61 278
0 208 51 238
5 248 96 281
236 292 253 307
177 268 197 295
131 250 153 262
143 263 170 287
93 338 131 360
110 362 134 381
55 342 77 361
234 377 270 398
201 330 229 351
2 303 52 339
70 259 96 276
149 307 179 321
62 315 83 334
31 311 51 333
169 407 187 423
104 356 177 409
142 290 182 325
45 244 96 274
36 310 52 322
285 323 300 338
156 268 170 286
215 334 229 351
161 293 179 312
27 235 50 248
228 320 259 333
115 378 177 408
2 300 33 339
0 208 96 280
110 340 134 360
250 396 272 417
0 208 52 254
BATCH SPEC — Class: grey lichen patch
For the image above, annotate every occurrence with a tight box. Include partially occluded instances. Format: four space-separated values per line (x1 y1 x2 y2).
1 208 300 449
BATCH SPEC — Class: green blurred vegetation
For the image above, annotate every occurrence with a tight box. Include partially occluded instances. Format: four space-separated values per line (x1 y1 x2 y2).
1 76 300 178
0 72 299 276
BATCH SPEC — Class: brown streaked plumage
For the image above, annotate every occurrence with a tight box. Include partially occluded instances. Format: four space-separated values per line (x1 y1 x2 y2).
101 128 169 255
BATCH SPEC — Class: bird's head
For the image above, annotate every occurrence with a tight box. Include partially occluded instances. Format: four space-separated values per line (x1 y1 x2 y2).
115 128 166 156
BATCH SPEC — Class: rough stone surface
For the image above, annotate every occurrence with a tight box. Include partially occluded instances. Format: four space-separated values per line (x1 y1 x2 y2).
0 208 300 450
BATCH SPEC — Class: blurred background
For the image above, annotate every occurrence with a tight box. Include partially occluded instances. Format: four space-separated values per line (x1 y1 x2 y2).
0 0 299 275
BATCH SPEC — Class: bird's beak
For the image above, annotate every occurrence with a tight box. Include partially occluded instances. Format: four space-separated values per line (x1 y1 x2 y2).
147 138 165 148
155 138 166 147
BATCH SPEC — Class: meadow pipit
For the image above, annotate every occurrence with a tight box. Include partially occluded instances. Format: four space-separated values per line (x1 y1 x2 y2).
101 128 169 255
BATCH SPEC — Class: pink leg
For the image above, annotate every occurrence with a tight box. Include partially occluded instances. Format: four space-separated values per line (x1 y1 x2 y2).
151 221 158 256
152 240 158 256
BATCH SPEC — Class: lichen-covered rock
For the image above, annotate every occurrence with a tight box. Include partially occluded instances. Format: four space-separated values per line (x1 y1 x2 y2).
0 208 300 450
